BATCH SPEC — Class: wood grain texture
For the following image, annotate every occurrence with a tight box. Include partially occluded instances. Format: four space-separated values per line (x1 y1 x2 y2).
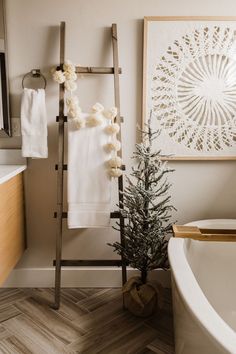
111 23 127 286
0 305 21 323
142 16 148 130
0 289 27 310
144 16 236 21
173 224 236 241
76 66 122 74
14 297 85 345
2 315 70 354
0 174 25 285
0 288 174 353
0 325 11 341
60 288 87 303
68 311 144 353
54 21 66 310
78 288 121 312
147 339 174 354
0 335 33 354
160 156 236 161
77 296 124 331
22 288 89 322
97 325 157 354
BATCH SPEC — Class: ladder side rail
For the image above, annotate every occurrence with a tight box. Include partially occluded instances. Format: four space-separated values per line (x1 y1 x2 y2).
111 23 127 285
53 21 66 310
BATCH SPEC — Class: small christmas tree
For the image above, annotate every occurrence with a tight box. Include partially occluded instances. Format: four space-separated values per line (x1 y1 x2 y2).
109 120 176 285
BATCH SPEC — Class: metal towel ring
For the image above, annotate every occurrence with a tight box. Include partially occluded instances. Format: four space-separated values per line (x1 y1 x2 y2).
22 69 47 89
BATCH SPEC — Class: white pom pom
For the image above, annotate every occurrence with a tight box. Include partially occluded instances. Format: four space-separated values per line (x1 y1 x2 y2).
73 117 86 130
68 109 76 119
104 123 120 135
92 102 104 113
66 96 79 108
64 80 77 92
63 60 76 73
114 140 121 151
87 113 103 127
109 168 122 178
103 107 118 120
52 70 65 84
67 107 81 119
104 140 121 153
108 156 122 168
64 71 77 81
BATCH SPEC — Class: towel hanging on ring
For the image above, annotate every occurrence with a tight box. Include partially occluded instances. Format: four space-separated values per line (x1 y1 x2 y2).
21 88 48 158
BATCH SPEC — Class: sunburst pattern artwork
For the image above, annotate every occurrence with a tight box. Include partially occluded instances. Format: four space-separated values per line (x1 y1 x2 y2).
143 18 236 158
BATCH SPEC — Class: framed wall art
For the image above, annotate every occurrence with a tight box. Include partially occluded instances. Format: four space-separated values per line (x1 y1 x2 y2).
143 17 236 160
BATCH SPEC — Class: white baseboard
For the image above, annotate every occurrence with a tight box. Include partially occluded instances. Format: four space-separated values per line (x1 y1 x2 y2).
3 267 171 288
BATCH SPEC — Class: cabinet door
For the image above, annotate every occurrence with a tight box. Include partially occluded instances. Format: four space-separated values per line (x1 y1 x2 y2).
0 173 25 285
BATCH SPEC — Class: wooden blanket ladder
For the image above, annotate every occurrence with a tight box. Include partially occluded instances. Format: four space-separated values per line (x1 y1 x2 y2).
53 21 127 310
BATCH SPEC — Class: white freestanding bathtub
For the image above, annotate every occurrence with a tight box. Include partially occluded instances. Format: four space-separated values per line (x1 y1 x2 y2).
168 219 236 354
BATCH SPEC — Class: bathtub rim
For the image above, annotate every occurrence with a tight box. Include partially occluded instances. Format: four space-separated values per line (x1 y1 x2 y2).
185 218 236 229
168 237 236 354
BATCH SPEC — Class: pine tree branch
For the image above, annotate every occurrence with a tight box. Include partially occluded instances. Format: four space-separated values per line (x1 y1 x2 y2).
109 119 176 276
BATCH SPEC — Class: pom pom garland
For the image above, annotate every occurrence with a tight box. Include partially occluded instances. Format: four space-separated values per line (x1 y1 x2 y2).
104 140 121 153
67 107 81 119
66 93 82 125
52 70 65 84
104 123 120 135
87 114 104 127
73 117 86 130
64 80 77 92
52 59 77 91
109 168 123 178
92 102 104 113
51 60 121 170
64 71 77 81
63 60 76 73
108 156 122 168
51 60 122 176
66 96 79 108
103 107 118 120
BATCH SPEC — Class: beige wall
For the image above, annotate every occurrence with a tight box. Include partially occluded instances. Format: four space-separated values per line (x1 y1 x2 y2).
1 0 236 272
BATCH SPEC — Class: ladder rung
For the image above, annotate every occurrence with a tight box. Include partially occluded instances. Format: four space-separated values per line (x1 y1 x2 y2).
55 164 67 171
55 164 125 171
54 212 67 218
53 211 123 219
56 116 124 123
56 116 67 122
111 211 123 218
76 66 122 74
53 259 123 267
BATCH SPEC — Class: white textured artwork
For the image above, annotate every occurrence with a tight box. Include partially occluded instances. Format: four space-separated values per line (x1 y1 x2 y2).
143 18 236 158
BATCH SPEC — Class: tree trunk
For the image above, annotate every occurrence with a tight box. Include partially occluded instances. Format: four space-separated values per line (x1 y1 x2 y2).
141 269 147 284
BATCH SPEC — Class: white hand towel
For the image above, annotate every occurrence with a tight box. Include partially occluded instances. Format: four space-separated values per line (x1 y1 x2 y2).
67 115 111 229
21 88 48 158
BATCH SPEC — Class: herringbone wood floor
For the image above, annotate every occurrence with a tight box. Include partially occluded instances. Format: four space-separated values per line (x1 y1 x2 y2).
0 288 174 354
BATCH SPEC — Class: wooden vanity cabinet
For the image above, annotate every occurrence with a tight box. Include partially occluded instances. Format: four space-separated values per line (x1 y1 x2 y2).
0 173 25 285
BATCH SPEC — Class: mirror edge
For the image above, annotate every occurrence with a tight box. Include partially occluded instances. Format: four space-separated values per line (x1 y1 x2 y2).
0 0 11 138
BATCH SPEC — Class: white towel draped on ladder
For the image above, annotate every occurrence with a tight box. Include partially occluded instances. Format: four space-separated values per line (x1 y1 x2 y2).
67 114 111 228
21 88 48 158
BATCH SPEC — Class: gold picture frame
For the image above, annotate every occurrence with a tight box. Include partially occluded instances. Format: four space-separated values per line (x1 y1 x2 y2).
142 16 236 160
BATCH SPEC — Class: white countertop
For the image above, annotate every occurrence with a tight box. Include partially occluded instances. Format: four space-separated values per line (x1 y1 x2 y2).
0 165 27 185
0 149 27 185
